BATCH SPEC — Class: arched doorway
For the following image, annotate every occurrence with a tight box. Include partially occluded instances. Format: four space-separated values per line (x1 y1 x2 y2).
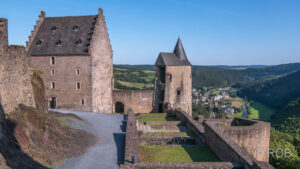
115 102 124 113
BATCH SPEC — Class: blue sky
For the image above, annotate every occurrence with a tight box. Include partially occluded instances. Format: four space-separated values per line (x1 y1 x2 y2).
1 0 300 65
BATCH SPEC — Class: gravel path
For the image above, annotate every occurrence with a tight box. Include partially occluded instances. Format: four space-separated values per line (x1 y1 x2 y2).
52 109 125 169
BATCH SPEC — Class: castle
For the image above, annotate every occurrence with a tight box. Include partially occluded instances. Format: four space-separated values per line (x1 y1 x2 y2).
25 9 192 115
0 8 273 169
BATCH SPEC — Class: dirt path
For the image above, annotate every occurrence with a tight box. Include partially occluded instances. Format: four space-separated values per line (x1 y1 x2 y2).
53 109 125 169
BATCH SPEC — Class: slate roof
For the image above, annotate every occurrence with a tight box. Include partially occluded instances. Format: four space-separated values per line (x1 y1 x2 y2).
155 38 191 66
29 15 98 56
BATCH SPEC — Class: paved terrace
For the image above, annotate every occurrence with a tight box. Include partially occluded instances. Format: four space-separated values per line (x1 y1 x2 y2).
52 109 125 169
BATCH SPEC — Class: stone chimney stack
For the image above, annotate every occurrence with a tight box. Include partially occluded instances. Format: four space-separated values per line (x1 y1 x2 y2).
0 18 8 49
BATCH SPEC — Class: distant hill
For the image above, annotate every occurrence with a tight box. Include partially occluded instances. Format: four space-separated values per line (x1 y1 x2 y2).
114 63 300 88
238 71 300 136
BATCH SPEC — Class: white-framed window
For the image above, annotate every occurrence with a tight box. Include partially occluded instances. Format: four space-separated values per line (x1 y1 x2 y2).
51 82 55 89
50 56 55 65
76 69 80 76
76 82 81 90
51 69 55 75
36 40 43 47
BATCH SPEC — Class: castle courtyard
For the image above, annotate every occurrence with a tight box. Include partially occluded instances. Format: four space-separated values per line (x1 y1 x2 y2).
52 109 125 169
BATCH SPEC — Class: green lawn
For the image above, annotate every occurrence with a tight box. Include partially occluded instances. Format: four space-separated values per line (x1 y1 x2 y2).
248 102 275 121
140 145 220 162
143 131 198 137
138 116 178 123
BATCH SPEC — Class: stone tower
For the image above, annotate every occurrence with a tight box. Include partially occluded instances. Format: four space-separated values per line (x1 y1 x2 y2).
0 18 8 49
153 38 192 116
90 9 114 113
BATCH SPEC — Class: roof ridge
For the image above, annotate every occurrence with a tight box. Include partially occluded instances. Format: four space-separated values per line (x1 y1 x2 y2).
45 15 97 19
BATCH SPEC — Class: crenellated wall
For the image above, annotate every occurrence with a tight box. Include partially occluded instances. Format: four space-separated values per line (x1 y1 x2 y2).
25 11 45 52
90 8 113 113
113 90 153 113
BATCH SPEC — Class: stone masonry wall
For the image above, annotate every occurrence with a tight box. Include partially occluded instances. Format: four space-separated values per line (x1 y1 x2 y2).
164 66 192 116
223 118 270 162
31 55 92 111
0 46 36 114
113 90 153 113
90 8 113 113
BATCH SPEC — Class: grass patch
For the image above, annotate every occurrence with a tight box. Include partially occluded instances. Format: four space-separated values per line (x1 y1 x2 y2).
138 116 178 123
226 112 243 118
248 102 275 121
140 145 220 162
143 131 197 137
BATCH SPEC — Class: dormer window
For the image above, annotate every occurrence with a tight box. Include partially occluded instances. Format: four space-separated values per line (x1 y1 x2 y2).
51 26 57 32
76 39 83 46
73 25 80 32
56 40 62 46
36 40 43 47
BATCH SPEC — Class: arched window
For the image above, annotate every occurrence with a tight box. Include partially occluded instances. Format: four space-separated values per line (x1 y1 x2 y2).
56 40 63 46
73 25 80 32
36 40 43 47
51 26 57 32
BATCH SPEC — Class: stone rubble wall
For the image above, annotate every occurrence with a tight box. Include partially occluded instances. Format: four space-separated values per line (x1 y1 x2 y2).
0 46 36 114
113 90 153 113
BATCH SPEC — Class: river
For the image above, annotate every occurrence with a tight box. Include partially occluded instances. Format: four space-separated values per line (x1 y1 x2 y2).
242 105 248 118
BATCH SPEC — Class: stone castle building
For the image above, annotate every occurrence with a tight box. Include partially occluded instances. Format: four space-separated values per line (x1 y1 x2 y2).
26 9 113 113
153 38 192 115
25 9 192 115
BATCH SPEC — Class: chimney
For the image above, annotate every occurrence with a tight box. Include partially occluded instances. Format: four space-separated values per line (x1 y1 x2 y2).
0 18 8 49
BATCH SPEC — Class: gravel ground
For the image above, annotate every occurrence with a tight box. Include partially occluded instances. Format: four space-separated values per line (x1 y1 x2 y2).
52 109 125 169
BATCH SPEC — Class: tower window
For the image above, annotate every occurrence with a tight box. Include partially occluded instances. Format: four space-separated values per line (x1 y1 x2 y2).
76 39 83 46
177 90 181 96
51 26 57 32
51 69 55 75
73 25 80 32
81 99 85 105
76 69 80 76
51 82 55 89
56 40 63 46
50 56 55 65
169 74 172 82
76 83 81 90
36 40 43 47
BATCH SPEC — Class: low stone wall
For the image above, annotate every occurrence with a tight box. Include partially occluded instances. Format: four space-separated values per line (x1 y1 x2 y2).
121 162 236 169
123 110 140 164
204 121 274 169
140 136 198 145
170 109 206 143
113 90 153 113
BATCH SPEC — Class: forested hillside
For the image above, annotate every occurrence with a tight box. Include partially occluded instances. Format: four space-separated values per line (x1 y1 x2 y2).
238 71 300 168
114 63 300 89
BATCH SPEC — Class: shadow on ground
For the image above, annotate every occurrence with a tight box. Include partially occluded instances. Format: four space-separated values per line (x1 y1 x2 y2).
113 114 127 165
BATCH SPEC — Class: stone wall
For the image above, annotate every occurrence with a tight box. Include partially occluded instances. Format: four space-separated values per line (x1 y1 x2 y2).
153 66 192 115
90 8 113 113
113 90 153 113
0 45 36 113
204 121 274 169
0 18 8 49
223 118 270 162
31 55 92 111
123 110 140 165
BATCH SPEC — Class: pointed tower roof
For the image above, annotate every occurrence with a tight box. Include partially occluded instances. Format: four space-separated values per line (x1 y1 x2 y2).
155 38 191 66
173 38 187 60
